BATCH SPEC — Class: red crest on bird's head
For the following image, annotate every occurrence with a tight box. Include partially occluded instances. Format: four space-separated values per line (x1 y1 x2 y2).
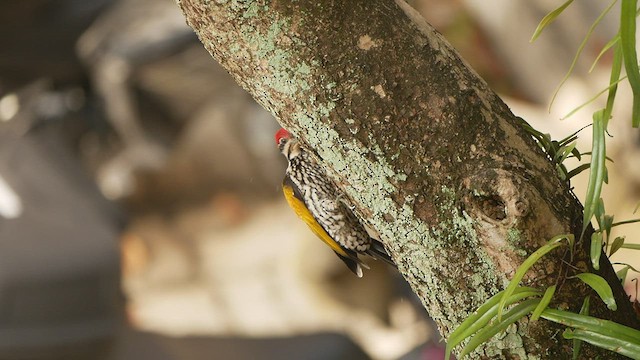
275 128 291 145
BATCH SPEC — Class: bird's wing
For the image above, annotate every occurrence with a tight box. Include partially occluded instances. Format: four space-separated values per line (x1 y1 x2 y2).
282 179 350 257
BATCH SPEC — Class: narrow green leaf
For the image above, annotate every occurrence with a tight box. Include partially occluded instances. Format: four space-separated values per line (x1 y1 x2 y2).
552 145 565 163
603 43 624 127
595 198 606 228
598 212 613 246
557 135 578 148
620 0 640 127
617 265 630 283
574 273 617 310
561 143 578 164
542 133 552 151
542 308 640 343
561 76 627 120
570 329 581 360
567 163 590 179
572 297 591 360
558 123 592 144
549 0 617 111
557 164 568 181
612 262 640 274
445 287 540 359
579 298 591 318
497 234 572 320
554 142 578 165
609 236 625 256
590 232 603 270
530 0 575 42
582 111 607 236
517 117 545 138
531 285 556 321
568 152 615 163
589 35 620 73
460 299 540 358
611 218 640 227
563 329 640 359
603 214 614 239
621 243 640 250
570 146 581 160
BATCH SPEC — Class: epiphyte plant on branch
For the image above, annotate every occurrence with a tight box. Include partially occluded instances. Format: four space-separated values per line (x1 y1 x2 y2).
275 128 395 277
449 1 640 358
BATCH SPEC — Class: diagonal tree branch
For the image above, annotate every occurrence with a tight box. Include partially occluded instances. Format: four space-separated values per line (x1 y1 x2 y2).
176 0 639 357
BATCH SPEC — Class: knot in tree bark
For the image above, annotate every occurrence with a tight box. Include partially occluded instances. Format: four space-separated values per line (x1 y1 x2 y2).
463 168 530 226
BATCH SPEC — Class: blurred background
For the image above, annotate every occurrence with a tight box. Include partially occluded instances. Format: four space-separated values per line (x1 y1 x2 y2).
0 0 638 359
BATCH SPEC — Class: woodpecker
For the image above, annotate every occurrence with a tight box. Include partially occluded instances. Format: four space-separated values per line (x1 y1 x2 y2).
275 128 395 277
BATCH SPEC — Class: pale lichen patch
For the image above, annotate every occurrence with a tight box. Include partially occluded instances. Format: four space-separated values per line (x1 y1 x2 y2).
357 34 381 50
372 84 386 98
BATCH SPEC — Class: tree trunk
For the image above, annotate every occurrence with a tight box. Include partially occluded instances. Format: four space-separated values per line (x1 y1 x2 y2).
176 0 640 358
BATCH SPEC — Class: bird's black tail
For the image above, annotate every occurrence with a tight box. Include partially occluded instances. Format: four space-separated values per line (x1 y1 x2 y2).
335 251 367 277
366 239 396 268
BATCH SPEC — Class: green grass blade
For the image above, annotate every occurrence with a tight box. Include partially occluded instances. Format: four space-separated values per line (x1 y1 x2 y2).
445 287 540 359
530 0 575 42
531 285 556 321
567 163 591 179
582 111 607 236
563 329 640 359
561 76 627 120
620 0 640 127
580 297 591 315
572 297 591 360
497 234 571 320
460 299 540 358
553 141 576 164
603 215 614 238
557 136 578 148
579 296 590 316
621 243 640 250
612 262 640 273
558 142 578 164
603 43 624 127
549 0 617 111
589 35 620 73
516 117 546 140
541 308 640 343
568 152 615 163
558 124 592 146
611 218 640 227
574 273 617 310
595 198 606 230
590 231 603 270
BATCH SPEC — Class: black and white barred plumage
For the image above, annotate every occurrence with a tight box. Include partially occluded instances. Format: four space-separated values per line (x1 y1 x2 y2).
276 128 395 277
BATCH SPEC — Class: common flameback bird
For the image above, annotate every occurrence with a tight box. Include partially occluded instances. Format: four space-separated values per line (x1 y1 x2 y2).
275 128 395 277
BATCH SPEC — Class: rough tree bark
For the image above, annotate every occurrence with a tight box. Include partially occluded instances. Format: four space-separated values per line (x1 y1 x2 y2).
176 0 640 358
